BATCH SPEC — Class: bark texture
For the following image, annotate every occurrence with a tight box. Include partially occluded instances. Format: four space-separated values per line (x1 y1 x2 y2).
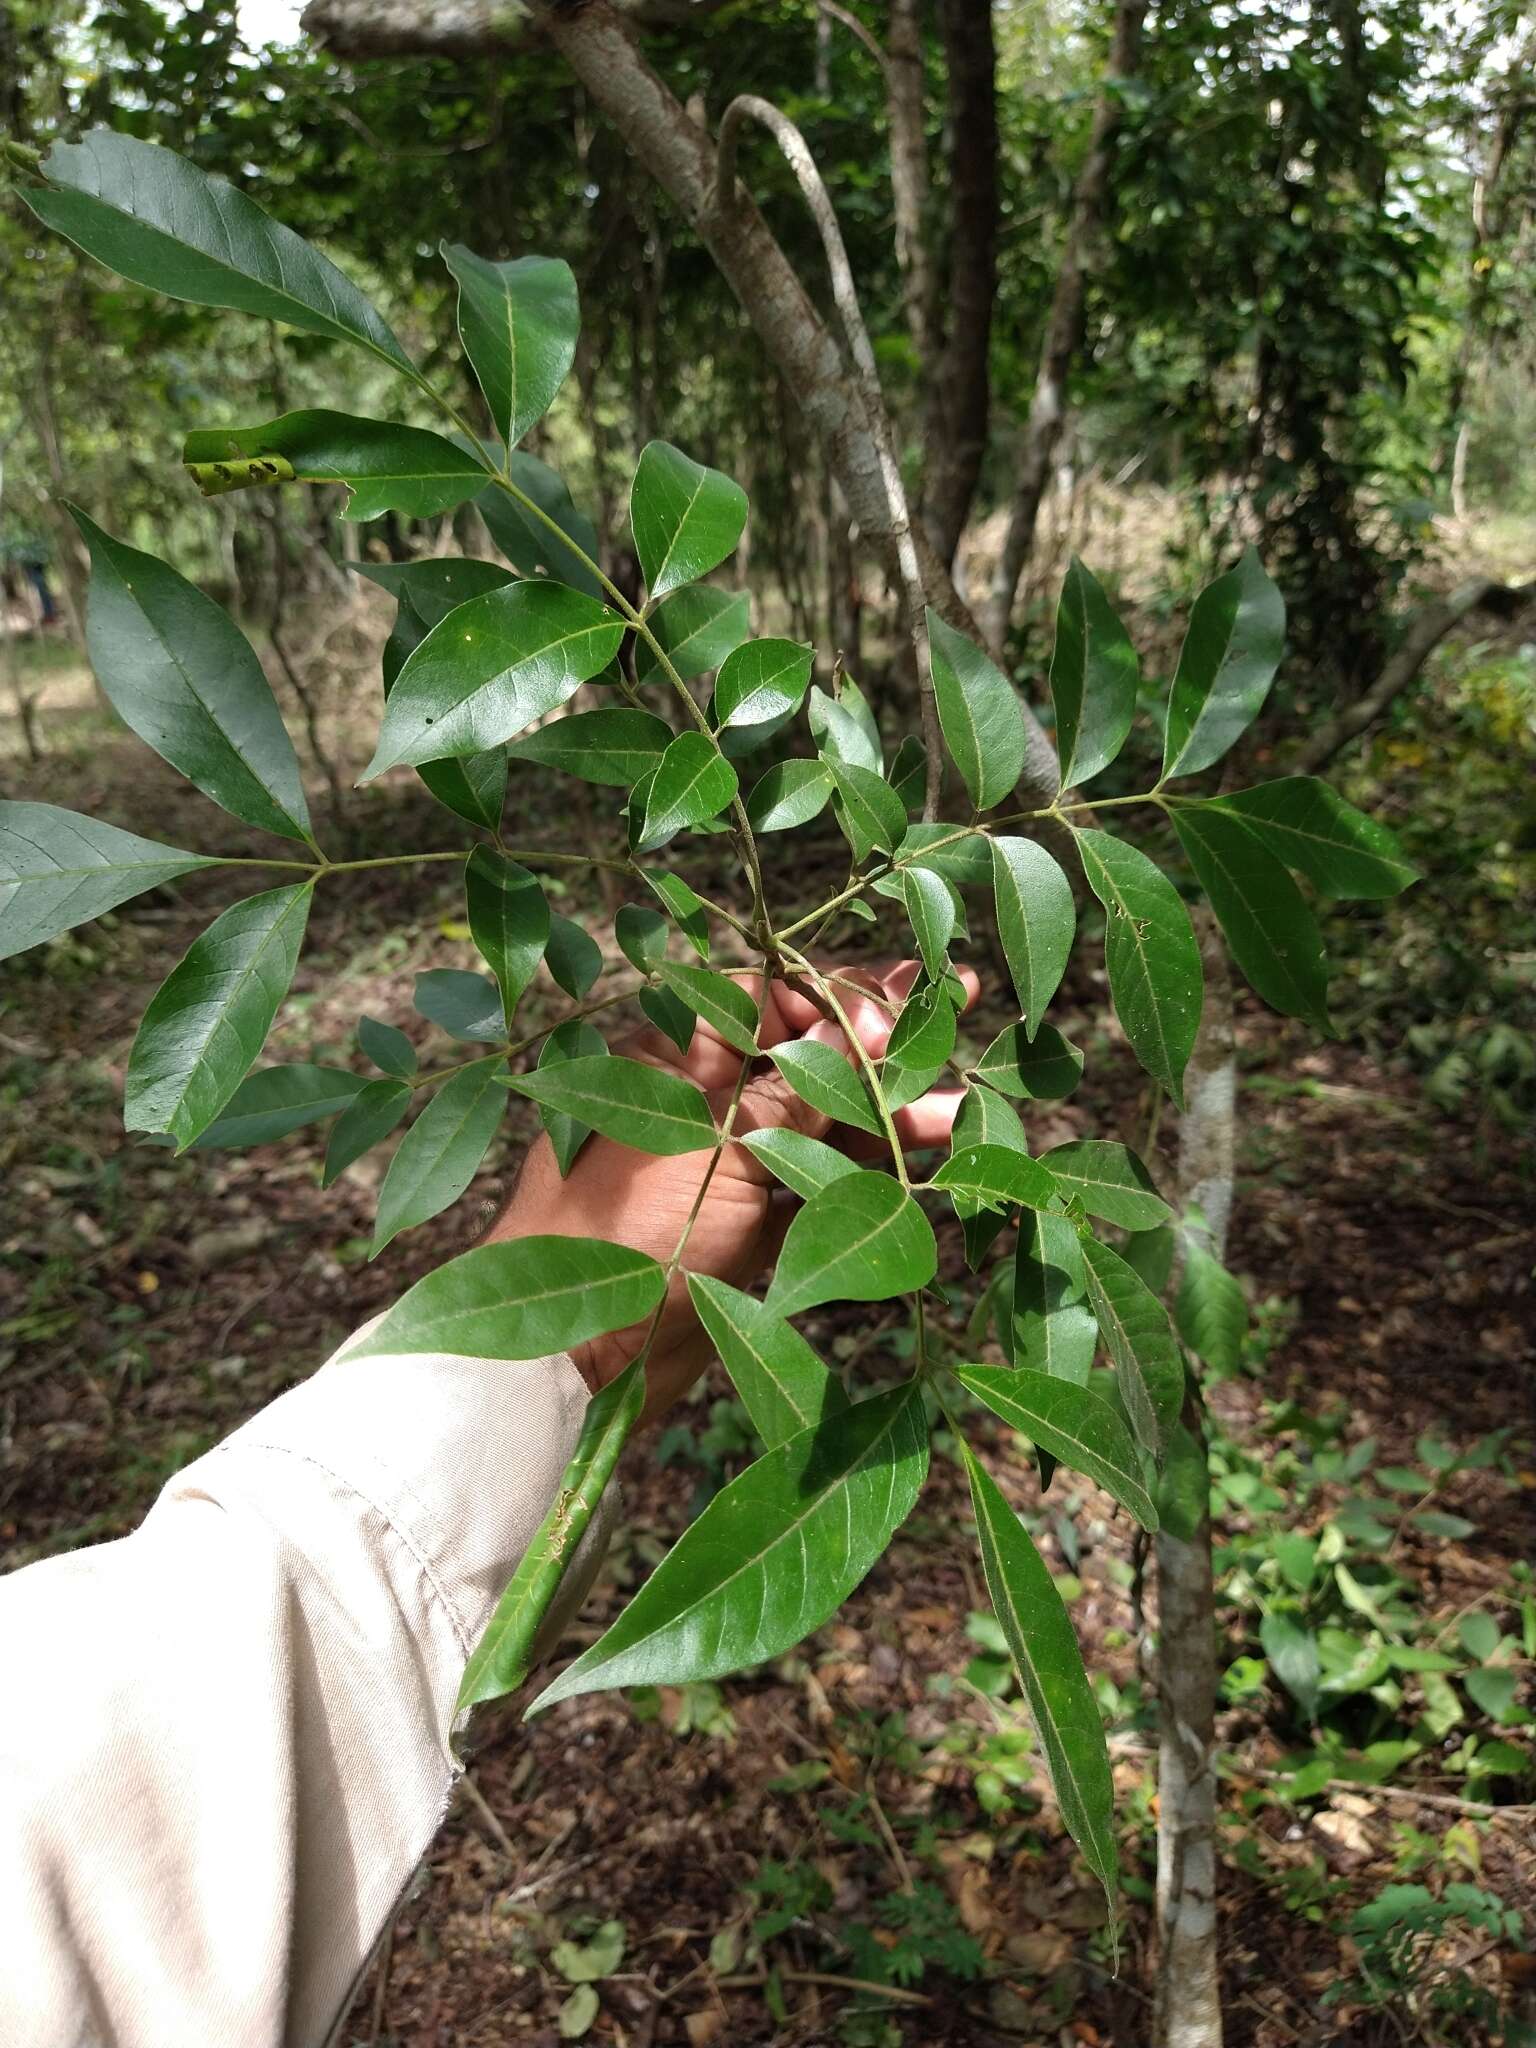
982 0 1146 650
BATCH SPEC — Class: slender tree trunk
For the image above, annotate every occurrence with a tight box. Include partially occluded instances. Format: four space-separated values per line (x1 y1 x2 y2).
981 0 1146 651
1155 911 1233 2048
886 0 938 366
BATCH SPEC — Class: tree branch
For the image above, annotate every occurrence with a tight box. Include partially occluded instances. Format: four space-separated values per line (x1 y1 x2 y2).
301 0 731 58
1293 576 1534 775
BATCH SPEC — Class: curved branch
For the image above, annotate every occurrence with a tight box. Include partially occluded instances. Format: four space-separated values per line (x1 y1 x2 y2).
713 93 941 819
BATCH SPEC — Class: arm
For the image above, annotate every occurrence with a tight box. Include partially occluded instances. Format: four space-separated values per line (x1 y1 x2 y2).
0 961 967 2048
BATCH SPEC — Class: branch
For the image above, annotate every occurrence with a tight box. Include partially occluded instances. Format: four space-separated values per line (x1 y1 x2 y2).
1293 576 1534 775
714 92 941 820
300 0 732 58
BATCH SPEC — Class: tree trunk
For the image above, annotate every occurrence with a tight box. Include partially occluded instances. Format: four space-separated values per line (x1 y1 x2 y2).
1155 910 1233 2048
981 0 1146 652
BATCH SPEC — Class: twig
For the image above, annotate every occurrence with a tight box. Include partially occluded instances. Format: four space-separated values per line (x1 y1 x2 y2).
714 1969 931 2007
457 1769 519 1863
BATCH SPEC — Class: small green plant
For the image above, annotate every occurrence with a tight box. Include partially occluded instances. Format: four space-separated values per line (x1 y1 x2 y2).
3 128 1417 1910
1329 1880 1524 2042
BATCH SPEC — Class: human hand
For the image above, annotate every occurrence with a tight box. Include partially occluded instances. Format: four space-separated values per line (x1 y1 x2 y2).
486 958 979 1424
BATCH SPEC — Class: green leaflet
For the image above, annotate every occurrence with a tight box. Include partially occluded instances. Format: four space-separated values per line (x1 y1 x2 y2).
745 758 833 833
925 609 1026 810
477 450 603 598
322 1077 412 1186
645 871 711 959
1172 805 1330 1028
766 1171 937 1317
949 1083 1030 1268
537 1019 607 1176
766 1041 884 1136
360 556 514 631
615 903 669 976
190 1062 368 1150
962 1443 1119 1902
372 1056 506 1254
358 1015 417 1079
30 129 410 367
531 1384 928 1705
956 1365 1158 1531
544 916 603 1001
635 586 750 682
884 980 957 1074
808 685 882 774
458 1357 645 1710
970 1022 1084 1101
441 244 578 451
928 1144 1060 1213
639 733 739 851
183 410 488 521
1261 1611 1321 1721
714 638 814 728
828 760 907 862
363 580 624 777
465 849 550 1031
1162 548 1285 782
352 1234 665 1361
505 1054 717 1156
656 963 760 1055
508 709 673 788
0 803 218 964
1208 778 1417 898
1049 556 1139 789
1080 1234 1184 1459
631 440 748 600
70 508 311 845
125 883 312 1150
738 1129 861 1200
1039 1140 1171 1230
414 968 504 1042
1013 1210 1097 1385
1076 828 1203 1109
687 1275 849 1451
900 867 957 981
638 984 697 1054
1175 1240 1249 1374
991 837 1076 1037
371 560 512 830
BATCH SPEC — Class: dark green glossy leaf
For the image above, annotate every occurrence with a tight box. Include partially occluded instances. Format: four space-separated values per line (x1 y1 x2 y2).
898 824 991 885
358 1014 417 1078
991 837 1076 1037
1162 548 1285 781
1080 1234 1183 1458
638 984 695 1053
808 685 881 773
532 1384 927 1704
544 915 603 1000
356 1233 664 1361
369 562 512 830
1172 805 1329 1027
766 1171 937 1317
925 609 1025 810
1040 1140 1170 1229
929 1144 1059 1212
962 1442 1118 1901
459 1357 644 1709
125 883 311 1150
885 980 956 1073
364 581 624 777
635 586 750 683
971 1022 1084 1100
745 759 833 833
1013 1211 1097 1384
645 871 710 959
441 244 578 450
477 450 602 598
639 733 738 850
183 410 487 520
631 441 748 600
505 1054 716 1156
950 1084 1029 1267
466 849 550 1029
1049 556 1139 788
828 760 907 862
373 1056 506 1253
414 968 504 1042
900 866 957 981
957 1365 1158 1530
537 1019 607 1175
1175 1242 1248 1374
30 129 409 367
714 638 814 728
358 556 514 629
508 708 673 787
687 1275 848 1451
1076 828 1202 1109
1210 778 1417 898
0 803 218 963
190 1062 368 1150
1121 1224 1175 1294
766 1042 883 1136
738 1129 860 1200
1155 1421 1208 1543
889 734 927 813
615 904 669 976
70 508 310 844
322 1077 411 1185
656 963 759 1055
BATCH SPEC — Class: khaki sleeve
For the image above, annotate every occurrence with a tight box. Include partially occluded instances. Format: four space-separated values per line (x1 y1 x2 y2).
0 1334 609 2048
